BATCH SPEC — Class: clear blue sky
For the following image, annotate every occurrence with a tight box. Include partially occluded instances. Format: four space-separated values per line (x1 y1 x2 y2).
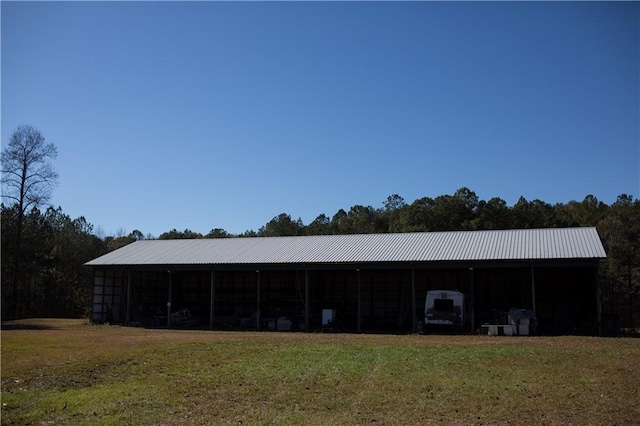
2 1 638 237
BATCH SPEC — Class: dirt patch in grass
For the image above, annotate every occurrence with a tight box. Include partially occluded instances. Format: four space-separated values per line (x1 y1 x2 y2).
2 319 639 425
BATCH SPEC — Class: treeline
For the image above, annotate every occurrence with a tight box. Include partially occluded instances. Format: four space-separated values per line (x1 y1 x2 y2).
2 187 639 330
1 205 105 319
153 189 619 238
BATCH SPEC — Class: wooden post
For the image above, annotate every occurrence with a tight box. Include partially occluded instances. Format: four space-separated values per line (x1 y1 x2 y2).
90 269 97 323
530 265 537 316
167 271 172 327
411 267 416 333
305 268 310 333
595 262 602 336
126 270 132 325
357 268 362 333
209 270 216 330
469 267 475 333
256 270 261 331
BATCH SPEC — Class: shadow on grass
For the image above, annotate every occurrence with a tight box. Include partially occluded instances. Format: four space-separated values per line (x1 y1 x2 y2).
1 319 88 331
1 322 54 330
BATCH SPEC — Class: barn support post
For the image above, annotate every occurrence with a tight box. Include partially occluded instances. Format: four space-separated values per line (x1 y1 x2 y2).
357 268 362 333
126 270 132 325
91 269 100 324
530 265 537 317
167 271 172 327
305 268 310 333
209 270 216 330
469 267 475 333
595 262 602 336
411 267 416 333
256 270 261 331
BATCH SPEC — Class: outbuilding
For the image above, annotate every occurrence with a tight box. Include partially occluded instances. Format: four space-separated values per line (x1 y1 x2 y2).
85 227 606 335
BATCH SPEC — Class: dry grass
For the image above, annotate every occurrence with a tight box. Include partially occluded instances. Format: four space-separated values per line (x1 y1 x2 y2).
2 318 639 425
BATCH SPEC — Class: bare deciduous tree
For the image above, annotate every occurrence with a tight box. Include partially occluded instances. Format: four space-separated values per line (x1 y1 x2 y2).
1 125 58 318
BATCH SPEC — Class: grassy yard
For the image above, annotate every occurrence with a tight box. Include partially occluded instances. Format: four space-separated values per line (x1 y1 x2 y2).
2 319 639 425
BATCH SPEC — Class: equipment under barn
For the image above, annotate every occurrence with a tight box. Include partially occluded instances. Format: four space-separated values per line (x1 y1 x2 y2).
85 227 606 335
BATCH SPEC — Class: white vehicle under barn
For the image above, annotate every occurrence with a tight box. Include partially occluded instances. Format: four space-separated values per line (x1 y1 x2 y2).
424 290 466 332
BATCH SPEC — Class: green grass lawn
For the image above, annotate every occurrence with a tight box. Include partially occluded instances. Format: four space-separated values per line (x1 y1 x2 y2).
2 319 639 425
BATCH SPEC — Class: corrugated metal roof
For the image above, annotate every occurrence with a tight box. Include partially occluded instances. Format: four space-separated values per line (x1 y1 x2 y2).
85 227 606 267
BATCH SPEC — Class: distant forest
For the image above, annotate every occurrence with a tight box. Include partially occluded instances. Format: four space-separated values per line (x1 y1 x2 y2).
2 187 639 332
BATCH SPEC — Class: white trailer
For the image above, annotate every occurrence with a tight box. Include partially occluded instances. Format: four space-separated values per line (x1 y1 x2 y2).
424 290 465 331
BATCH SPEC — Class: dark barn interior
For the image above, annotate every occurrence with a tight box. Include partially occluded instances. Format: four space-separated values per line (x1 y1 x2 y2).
91 261 599 335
